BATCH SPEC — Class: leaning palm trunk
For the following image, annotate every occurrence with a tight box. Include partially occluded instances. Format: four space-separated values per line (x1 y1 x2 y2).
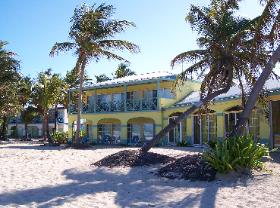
141 83 232 153
74 59 86 145
24 123 28 140
234 45 280 136
43 112 47 141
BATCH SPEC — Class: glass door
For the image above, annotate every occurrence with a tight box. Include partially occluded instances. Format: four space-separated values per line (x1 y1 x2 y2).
168 117 181 144
193 116 201 145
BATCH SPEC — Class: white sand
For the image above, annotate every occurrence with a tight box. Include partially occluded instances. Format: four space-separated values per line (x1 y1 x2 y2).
0 143 279 208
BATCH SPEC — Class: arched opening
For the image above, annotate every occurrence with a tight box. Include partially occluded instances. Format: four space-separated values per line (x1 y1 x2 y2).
27 126 39 138
193 109 217 145
224 105 259 138
72 119 92 139
127 117 155 145
168 112 186 145
97 118 121 144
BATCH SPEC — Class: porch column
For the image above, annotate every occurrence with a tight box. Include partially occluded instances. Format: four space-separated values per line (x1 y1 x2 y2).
68 123 73 139
93 89 97 113
269 101 274 149
68 90 71 114
124 84 127 112
186 116 193 144
216 112 224 140
120 124 127 145
156 80 160 110
92 125 98 144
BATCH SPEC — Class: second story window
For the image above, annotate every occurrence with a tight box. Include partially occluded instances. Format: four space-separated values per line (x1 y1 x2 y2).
112 93 124 111
160 88 175 99
97 94 111 112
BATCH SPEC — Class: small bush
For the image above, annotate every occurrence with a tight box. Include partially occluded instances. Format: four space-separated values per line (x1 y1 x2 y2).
208 140 217 149
203 136 269 173
177 140 192 147
52 132 68 144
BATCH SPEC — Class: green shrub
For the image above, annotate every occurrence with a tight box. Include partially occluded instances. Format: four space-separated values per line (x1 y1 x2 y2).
203 136 269 173
208 140 217 149
52 132 68 144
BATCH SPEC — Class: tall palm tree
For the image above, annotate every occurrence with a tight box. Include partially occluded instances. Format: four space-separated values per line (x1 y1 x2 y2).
50 3 139 146
0 41 21 140
234 0 280 135
141 0 266 152
32 69 65 142
114 62 136 78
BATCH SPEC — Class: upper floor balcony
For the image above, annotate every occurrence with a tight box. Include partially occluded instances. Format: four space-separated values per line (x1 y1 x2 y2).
69 97 159 114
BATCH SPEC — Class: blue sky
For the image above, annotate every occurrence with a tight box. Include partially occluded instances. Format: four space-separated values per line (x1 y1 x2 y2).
0 0 263 81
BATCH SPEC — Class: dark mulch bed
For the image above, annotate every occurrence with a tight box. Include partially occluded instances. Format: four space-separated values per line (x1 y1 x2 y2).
158 154 216 181
92 150 175 168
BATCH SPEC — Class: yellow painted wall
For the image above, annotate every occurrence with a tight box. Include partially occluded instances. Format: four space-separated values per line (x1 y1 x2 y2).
68 78 279 145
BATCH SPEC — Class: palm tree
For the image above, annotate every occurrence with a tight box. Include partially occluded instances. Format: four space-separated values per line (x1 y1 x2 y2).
21 106 38 140
50 3 139 146
114 62 136 78
234 0 280 136
0 41 21 140
32 69 65 142
95 74 111 83
141 0 266 152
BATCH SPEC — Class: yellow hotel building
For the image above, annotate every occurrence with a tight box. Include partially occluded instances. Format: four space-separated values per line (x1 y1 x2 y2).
68 71 280 148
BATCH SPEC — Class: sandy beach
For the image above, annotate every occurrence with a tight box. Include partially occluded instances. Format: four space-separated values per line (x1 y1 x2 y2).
0 143 279 208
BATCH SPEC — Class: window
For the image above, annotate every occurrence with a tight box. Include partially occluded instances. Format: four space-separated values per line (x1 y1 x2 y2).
112 93 124 111
97 94 111 112
225 110 259 138
127 123 154 144
160 89 175 99
193 114 217 145
97 123 121 144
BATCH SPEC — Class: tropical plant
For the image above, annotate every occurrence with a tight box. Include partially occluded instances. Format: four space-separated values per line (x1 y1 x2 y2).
203 136 269 173
95 74 111 83
114 62 136 78
50 3 139 146
234 0 280 136
52 131 68 144
21 106 38 140
32 69 65 142
141 0 265 152
0 41 21 140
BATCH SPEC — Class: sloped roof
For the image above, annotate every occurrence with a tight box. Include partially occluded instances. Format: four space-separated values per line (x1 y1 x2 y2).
81 71 177 90
173 78 280 107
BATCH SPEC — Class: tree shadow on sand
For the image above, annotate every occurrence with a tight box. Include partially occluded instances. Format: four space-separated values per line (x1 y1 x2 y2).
0 163 255 208
269 150 280 163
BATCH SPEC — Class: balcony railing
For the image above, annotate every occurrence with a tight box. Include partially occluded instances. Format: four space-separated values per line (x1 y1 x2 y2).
69 98 158 114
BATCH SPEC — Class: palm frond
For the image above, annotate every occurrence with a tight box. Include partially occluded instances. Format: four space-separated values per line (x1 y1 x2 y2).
50 42 76 57
171 50 207 68
254 0 280 44
186 5 216 35
98 40 140 53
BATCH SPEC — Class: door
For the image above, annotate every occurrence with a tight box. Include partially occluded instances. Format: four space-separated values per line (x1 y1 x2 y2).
193 116 201 145
168 117 181 144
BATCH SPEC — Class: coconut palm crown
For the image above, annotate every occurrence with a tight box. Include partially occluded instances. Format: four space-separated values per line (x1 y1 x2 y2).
50 3 140 145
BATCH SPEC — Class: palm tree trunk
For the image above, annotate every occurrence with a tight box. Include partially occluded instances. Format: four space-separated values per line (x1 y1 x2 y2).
234 45 280 136
54 104 58 133
25 123 28 140
75 59 86 145
43 111 47 141
1 116 8 140
46 112 53 144
141 81 232 153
